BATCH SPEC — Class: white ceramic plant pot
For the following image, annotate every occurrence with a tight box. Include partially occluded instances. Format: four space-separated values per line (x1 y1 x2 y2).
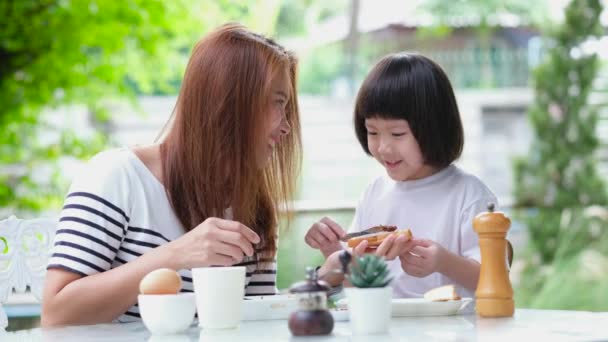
345 286 392 335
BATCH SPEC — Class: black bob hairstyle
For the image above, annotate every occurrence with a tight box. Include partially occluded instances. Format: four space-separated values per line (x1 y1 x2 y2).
354 53 464 169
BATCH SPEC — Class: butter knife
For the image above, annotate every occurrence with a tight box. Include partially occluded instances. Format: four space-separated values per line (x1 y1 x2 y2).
339 225 397 242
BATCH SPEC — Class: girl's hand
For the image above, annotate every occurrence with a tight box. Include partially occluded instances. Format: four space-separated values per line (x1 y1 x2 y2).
168 217 260 269
319 241 370 287
399 239 447 278
304 217 346 258
350 239 371 257
374 234 418 260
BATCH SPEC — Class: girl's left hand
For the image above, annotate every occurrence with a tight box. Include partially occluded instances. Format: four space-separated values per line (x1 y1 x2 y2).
374 234 418 261
399 239 447 278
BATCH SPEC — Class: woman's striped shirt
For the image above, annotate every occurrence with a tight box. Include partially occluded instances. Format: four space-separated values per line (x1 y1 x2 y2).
47 148 278 322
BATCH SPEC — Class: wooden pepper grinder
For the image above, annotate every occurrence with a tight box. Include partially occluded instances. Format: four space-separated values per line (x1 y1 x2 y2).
473 203 514 317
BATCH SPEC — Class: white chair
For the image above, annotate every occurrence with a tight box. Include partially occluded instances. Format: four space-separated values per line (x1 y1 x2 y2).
0 216 57 330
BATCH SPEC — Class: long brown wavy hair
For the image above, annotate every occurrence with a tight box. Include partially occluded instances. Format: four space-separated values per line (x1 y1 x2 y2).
159 23 301 260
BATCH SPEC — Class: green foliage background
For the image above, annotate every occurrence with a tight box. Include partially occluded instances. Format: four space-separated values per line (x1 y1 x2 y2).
512 0 608 310
0 0 281 213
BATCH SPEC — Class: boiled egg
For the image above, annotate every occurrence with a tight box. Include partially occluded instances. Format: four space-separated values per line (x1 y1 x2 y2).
139 268 182 295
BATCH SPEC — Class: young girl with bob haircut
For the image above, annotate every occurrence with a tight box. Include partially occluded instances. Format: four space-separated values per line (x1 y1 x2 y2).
307 53 497 299
42 23 302 326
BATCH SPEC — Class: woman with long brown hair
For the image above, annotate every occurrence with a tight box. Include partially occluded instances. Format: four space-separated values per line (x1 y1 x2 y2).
41 23 301 326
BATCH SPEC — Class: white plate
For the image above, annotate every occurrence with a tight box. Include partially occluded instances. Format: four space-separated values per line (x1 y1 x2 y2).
335 297 473 318
241 295 298 321
242 295 353 321
329 308 349 322
391 297 473 317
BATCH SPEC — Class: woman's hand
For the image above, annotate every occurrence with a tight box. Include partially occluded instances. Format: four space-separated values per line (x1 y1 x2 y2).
168 217 260 269
399 239 447 278
304 217 346 258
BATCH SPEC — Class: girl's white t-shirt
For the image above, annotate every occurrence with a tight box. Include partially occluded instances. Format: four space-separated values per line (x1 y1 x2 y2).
349 164 497 299
47 148 278 322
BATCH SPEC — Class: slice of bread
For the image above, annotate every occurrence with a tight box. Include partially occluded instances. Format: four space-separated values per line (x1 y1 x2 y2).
423 285 461 302
346 228 412 248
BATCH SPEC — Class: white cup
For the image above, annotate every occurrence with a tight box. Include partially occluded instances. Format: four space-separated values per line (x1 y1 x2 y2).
192 266 246 329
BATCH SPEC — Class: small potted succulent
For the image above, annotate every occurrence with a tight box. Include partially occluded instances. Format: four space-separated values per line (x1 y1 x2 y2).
344 254 392 335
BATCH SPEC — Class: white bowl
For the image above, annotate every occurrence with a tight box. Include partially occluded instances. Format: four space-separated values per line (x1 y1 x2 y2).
138 293 196 335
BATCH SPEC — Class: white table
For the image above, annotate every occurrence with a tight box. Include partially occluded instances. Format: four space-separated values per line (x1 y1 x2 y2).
3 309 608 341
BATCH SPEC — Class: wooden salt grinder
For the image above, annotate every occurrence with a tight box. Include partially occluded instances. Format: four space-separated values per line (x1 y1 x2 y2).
473 203 514 317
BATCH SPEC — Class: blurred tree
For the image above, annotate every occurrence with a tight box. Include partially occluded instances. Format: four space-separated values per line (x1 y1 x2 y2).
344 0 360 94
512 0 608 309
275 0 348 38
0 0 279 214
298 45 344 94
275 0 353 95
